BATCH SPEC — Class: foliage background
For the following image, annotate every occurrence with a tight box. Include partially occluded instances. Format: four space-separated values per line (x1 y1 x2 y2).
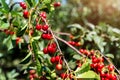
0 0 120 79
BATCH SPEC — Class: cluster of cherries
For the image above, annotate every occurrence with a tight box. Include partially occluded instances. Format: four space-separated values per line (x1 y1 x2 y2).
68 41 81 47
79 49 117 80
19 2 29 18
3 29 14 35
50 55 63 70
29 70 38 80
43 43 57 54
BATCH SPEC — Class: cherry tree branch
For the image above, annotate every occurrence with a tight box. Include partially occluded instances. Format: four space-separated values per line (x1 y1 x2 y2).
54 35 85 57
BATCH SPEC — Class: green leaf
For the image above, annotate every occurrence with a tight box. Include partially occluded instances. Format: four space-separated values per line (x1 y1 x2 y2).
0 22 9 29
3 36 13 50
73 54 81 60
21 51 32 63
76 70 100 80
1 0 9 12
67 24 83 29
105 54 114 59
68 60 76 69
75 62 90 74
26 0 33 7
43 0 51 4
16 24 27 37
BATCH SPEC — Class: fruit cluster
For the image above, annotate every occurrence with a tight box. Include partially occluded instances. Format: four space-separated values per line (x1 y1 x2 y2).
3 29 14 35
29 70 38 80
19 2 29 19
79 49 117 80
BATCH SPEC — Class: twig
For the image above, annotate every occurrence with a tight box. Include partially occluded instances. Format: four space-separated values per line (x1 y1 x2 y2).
54 35 85 57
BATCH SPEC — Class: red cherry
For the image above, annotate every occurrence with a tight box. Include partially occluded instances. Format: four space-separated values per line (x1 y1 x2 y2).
92 58 98 63
60 59 63 64
108 65 114 71
39 12 46 19
41 33 47 39
47 45 56 54
43 47 48 54
33 74 38 78
53 2 61 7
100 72 106 77
55 56 60 62
60 73 67 79
9 31 14 35
90 50 95 55
22 4 27 9
29 70 36 74
69 74 73 79
16 37 21 45
50 57 56 63
75 42 81 46
20 2 27 9
42 25 49 31
68 41 75 46
23 10 29 18
36 24 42 30
20 2 24 6
46 34 52 40
79 49 84 53
29 75 33 79
98 57 104 62
56 64 62 70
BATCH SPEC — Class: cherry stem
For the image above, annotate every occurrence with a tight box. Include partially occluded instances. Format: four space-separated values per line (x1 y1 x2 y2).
55 35 85 57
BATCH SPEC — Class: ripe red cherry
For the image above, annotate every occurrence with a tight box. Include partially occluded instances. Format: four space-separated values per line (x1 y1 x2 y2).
43 47 48 54
69 74 73 79
36 24 42 30
29 70 36 74
33 74 38 78
60 59 63 64
56 64 62 70
50 57 56 63
46 34 52 40
53 2 61 7
60 73 67 79
41 33 47 39
68 41 75 46
23 10 29 18
39 12 46 19
42 25 49 31
75 42 81 46
79 49 84 53
41 33 52 40
47 45 56 54
29 75 33 79
19 2 26 9
97 63 104 69
108 65 114 71
20 2 27 9
16 37 21 45
55 56 60 62
9 31 14 35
